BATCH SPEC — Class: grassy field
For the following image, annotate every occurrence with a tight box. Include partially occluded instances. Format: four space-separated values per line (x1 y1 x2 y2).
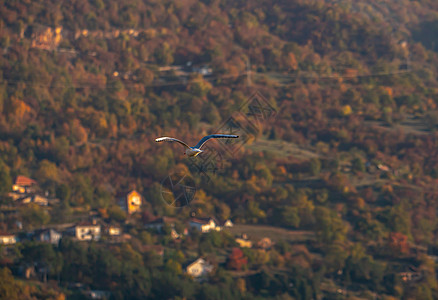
225 224 315 243
245 138 319 160
364 114 430 136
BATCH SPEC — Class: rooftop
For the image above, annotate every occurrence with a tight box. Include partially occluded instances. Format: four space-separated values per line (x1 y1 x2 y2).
14 176 37 186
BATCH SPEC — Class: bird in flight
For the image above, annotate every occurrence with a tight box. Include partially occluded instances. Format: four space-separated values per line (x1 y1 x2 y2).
155 134 239 157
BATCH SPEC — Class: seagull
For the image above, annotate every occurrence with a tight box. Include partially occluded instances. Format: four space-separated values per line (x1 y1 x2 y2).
155 134 239 157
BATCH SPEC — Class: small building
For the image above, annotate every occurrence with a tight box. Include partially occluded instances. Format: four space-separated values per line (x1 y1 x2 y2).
189 217 218 233
71 221 101 241
0 232 17 245
235 238 252 248
170 229 180 240
12 176 37 194
21 194 48 206
192 65 213 76
33 195 49 206
221 219 234 228
256 237 274 250
84 290 111 300
398 266 424 283
158 65 183 72
118 190 142 215
377 164 390 172
106 225 122 236
34 228 62 245
185 258 214 280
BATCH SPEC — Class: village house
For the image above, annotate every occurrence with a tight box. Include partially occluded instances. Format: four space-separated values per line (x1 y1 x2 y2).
33 228 62 245
102 223 125 243
256 237 274 250
377 163 391 172
30 25 62 50
221 219 234 228
83 290 111 300
192 65 213 76
185 258 214 280
70 221 101 241
398 266 424 283
118 190 142 215
189 217 219 233
0 232 17 245
171 228 183 240
399 271 423 283
12 175 37 195
235 238 252 248
20 194 49 206
235 237 253 248
105 224 122 236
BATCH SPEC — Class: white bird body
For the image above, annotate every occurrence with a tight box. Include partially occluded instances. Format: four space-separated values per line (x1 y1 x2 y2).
185 147 204 157
155 134 239 157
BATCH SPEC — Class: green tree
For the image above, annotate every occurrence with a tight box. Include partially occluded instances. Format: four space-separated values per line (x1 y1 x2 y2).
309 158 321 176
21 242 63 279
69 175 94 206
108 205 127 222
314 206 348 245
56 183 71 202
281 206 300 228
36 159 59 187
351 157 365 173
0 268 21 300
19 204 51 228
0 159 11 195
154 42 174 65
164 259 182 275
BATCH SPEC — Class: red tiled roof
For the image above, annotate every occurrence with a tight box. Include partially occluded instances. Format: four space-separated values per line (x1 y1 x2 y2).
14 176 37 186
0 231 15 237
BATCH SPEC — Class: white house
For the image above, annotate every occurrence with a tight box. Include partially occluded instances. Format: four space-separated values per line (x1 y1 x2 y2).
221 219 233 228
0 232 17 245
21 195 49 206
72 221 101 241
34 229 62 245
106 225 121 236
189 217 219 233
185 258 214 280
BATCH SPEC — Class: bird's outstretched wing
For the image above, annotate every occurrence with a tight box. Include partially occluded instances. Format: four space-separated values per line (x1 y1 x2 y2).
155 137 190 149
195 134 239 149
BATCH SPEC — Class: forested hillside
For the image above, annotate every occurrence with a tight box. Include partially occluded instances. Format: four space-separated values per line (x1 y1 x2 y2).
1 0 438 299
